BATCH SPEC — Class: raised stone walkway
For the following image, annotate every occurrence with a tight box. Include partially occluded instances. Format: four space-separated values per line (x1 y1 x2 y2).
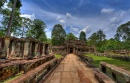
44 54 98 83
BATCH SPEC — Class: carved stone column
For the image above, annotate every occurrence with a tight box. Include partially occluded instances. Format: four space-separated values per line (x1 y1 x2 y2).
23 40 29 58
35 43 39 57
4 37 10 58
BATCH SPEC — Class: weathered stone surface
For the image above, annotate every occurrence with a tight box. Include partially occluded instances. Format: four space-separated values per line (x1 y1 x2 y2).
8 58 58 83
51 40 95 55
94 69 115 83
44 54 98 83
100 61 130 83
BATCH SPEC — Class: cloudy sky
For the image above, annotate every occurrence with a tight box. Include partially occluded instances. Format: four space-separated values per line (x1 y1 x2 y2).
20 0 130 39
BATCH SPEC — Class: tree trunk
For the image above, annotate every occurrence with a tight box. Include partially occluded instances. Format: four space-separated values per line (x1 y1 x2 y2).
22 26 24 37
6 0 17 36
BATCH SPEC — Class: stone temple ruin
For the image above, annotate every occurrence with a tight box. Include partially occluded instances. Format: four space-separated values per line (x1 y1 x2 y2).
0 37 130 83
51 40 95 55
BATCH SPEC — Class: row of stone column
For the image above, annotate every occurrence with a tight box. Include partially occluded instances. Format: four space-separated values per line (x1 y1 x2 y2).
0 37 49 59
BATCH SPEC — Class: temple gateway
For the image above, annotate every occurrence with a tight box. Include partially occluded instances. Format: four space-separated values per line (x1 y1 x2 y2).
51 40 95 55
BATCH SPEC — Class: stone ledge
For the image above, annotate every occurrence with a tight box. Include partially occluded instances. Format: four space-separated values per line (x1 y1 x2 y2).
8 58 57 83
94 69 115 83
100 62 130 83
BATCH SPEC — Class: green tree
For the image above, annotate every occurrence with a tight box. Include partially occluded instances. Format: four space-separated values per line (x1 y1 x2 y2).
66 32 77 40
26 19 47 42
0 0 22 36
0 0 6 8
21 17 32 37
88 33 97 46
88 30 106 52
79 31 86 41
46 38 52 45
6 0 22 36
115 21 130 41
51 24 66 46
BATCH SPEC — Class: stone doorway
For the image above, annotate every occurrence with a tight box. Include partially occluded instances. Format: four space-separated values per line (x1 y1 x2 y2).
70 48 73 53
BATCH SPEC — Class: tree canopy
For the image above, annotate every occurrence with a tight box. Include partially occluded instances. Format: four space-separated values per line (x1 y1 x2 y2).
66 32 77 40
88 30 106 52
26 19 47 42
115 21 130 41
51 24 66 46
79 31 86 41
0 0 22 36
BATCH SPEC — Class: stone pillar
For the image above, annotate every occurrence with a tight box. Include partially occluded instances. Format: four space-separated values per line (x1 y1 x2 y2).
20 41 25 58
4 37 10 58
10 41 15 58
39 43 41 56
23 41 29 58
0 38 5 58
35 43 38 57
41 44 45 56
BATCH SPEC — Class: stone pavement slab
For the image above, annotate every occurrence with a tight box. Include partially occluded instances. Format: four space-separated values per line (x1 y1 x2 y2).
44 54 98 83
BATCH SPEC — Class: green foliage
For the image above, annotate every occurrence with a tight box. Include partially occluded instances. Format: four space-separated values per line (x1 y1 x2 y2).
9 0 22 9
79 31 86 41
20 17 32 37
88 30 106 52
51 24 66 46
54 54 62 59
66 32 77 40
85 54 130 71
46 38 52 45
0 1 22 36
26 19 47 42
115 21 130 41
0 0 6 8
1 72 23 83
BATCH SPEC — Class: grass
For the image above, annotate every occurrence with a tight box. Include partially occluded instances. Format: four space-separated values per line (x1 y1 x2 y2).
54 54 63 59
85 54 130 71
0 72 23 83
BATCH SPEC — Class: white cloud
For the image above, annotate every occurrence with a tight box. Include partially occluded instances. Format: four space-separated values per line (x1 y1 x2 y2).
66 13 72 19
20 13 36 20
60 19 66 23
21 1 130 39
70 26 79 32
56 16 61 20
101 8 114 14
80 26 91 34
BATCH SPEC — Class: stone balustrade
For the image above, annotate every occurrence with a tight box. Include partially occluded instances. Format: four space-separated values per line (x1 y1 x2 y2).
94 52 130 61
78 54 93 67
8 58 58 83
0 55 55 81
94 68 115 83
100 62 130 83
0 37 49 59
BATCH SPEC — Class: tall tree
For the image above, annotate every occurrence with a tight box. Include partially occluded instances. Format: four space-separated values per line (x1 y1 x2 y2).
79 31 86 41
66 32 77 40
88 30 106 52
88 33 97 46
6 0 22 36
96 30 105 42
0 0 22 36
26 19 47 42
21 17 32 37
115 21 130 41
0 0 7 9
51 24 66 46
